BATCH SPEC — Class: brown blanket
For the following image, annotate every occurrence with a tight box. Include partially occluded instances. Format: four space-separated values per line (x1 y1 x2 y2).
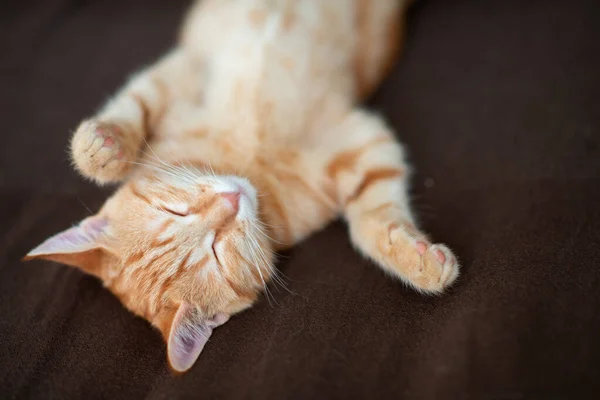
1 0 599 398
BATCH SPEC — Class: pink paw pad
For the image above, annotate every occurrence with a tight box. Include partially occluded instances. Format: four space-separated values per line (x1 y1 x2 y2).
103 137 114 147
434 249 446 264
415 241 428 255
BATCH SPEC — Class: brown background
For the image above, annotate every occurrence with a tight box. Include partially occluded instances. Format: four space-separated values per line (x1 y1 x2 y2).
1 0 600 399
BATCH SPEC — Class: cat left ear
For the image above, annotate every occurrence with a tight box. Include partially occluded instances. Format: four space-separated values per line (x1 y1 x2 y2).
167 303 229 373
23 216 112 277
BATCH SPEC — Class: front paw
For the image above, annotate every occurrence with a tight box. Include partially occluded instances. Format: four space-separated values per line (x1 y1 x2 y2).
70 120 133 184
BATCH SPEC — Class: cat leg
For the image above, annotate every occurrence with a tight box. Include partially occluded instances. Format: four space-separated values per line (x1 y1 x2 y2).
323 109 459 293
71 49 192 184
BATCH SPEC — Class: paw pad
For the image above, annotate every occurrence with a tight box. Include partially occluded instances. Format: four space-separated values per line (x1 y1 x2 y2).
415 241 428 255
382 224 460 293
71 120 131 184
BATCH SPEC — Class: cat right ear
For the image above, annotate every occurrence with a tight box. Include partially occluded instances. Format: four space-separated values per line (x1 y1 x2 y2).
167 303 229 373
23 216 112 277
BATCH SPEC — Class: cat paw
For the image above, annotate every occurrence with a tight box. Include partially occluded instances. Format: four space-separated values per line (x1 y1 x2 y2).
70 120 133 184
411 240 459 292
380 224 460 293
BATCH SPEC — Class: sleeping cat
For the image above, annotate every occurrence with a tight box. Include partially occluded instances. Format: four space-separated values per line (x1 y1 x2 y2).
25 0 459 373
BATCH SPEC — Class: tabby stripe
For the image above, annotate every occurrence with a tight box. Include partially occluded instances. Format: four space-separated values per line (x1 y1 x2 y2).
178 248 193 271
154 252 190 307
346 168 404 204
146 269 164 317
154 220 174 236
144 245 178 268
326 137 391 179
156 272 176 308
129 183 153 205
189 196 219 215
225 276 255 300
277 169 337 210
126 249 145 265
151 235 175 248
193 255 209 271
152 220 174 242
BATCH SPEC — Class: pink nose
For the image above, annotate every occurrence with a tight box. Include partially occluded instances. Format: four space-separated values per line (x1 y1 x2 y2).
220 191 240 212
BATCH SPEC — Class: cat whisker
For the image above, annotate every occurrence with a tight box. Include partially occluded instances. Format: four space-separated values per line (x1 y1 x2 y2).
246 230 293 295
244 235 279 307
128 157 200 187
138 142 204 186
140 140 195 182
76 196 94 215
249 219 285 246
124 160 186 182
141 137 167 165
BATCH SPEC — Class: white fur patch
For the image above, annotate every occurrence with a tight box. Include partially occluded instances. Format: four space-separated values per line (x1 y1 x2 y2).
187 246 207 269
146 217 169 232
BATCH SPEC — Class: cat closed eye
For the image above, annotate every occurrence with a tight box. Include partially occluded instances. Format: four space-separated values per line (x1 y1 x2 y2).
159 206 189 217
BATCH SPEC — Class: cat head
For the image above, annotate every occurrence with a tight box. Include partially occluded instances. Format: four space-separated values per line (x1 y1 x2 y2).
24 167 274 372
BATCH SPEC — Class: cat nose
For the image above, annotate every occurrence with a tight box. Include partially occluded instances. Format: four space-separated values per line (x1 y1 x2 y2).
220 191 240 212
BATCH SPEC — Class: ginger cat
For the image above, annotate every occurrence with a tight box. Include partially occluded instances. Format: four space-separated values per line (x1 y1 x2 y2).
25 0 459 373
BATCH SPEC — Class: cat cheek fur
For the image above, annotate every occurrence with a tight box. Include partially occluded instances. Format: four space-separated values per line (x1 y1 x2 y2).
23 177 272 367
103 178 273 327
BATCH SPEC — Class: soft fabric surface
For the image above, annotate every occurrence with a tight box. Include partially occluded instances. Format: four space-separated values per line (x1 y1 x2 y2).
1 0 599 398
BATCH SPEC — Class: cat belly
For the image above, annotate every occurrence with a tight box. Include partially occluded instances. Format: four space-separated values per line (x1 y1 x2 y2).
184 0 357 140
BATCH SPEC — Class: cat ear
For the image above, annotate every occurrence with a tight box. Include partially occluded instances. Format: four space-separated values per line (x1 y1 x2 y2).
167 303 229 373
23 216 111 277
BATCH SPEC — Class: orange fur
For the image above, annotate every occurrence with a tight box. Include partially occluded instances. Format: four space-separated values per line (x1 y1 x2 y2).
25 0 459 373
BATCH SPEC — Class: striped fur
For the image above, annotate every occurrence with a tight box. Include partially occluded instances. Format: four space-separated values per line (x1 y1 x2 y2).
28 0 459 372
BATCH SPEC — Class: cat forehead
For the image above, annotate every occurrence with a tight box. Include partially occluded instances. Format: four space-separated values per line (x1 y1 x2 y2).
132 172 254 199
135 173 201 192
134 171 228 193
